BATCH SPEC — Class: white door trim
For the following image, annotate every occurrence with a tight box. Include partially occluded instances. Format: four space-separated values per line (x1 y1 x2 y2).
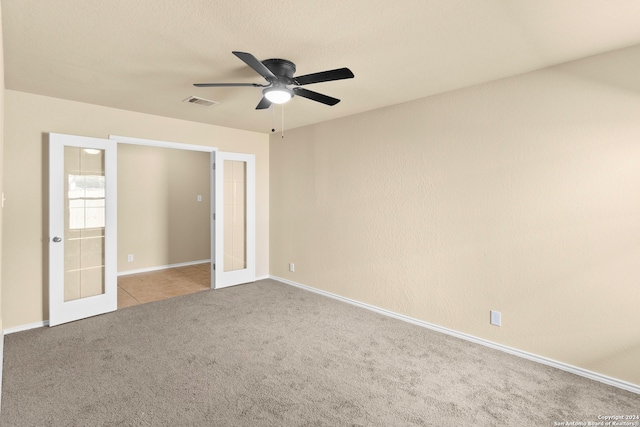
109 135 217 152
108 135 217 288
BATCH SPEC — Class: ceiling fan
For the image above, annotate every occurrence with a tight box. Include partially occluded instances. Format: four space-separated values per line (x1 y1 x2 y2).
194 51 354 110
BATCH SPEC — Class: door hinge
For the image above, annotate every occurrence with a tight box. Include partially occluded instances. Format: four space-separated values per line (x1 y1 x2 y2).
213 213 216 220
212 263 216 270
212 163 216 170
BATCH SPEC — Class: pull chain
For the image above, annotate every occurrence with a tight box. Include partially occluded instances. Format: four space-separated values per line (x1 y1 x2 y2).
269 104 285 138
271 104 275 133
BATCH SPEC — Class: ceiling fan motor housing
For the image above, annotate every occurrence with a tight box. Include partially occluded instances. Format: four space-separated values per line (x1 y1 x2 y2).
262 59 296 84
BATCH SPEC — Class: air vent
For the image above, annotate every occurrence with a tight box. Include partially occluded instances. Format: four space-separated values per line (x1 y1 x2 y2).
182 96 218 107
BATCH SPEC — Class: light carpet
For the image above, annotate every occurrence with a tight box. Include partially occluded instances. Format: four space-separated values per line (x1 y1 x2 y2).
1 279 638 426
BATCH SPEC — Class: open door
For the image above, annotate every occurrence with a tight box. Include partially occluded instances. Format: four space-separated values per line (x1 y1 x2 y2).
214 151 256 288
49 133 117 326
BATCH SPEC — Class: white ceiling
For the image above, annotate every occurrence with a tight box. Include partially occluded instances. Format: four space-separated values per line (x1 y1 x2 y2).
3 0 640 134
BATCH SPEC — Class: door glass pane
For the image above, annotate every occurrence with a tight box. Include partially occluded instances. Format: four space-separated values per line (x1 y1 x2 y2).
64 147 106 301
224 160 246 272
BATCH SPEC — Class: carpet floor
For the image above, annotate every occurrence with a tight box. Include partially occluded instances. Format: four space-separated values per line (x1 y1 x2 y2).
1 279 638 426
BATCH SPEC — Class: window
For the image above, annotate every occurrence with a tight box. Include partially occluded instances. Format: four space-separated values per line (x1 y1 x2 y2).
68 174 105 229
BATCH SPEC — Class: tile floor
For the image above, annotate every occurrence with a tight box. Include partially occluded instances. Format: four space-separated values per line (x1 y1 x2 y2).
117 263 211 309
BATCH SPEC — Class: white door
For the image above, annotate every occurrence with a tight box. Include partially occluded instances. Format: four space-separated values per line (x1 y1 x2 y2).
49 133 117 326
214 152 256 288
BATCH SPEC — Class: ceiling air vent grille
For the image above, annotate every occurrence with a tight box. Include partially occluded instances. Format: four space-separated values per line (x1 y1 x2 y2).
183 96 218 107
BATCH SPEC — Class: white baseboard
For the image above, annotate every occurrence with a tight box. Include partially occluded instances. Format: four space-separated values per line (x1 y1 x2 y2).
0 331 4 413
270 275 640 395
3 320 49 335
118 259 211 277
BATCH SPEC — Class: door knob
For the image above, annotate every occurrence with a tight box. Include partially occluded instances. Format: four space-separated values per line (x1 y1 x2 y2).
52 236 62 243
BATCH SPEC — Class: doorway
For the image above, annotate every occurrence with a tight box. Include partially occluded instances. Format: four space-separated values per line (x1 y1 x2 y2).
116 142 212 308
48 133 257 326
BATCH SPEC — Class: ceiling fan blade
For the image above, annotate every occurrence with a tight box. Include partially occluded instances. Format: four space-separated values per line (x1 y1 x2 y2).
294 68 354 86
255 96 272 110
232 51 277 81
292 87 340 106
193 82 264 87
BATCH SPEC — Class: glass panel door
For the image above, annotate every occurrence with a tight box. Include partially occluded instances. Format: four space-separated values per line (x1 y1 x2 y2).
49 133 117 326
214 152 255 288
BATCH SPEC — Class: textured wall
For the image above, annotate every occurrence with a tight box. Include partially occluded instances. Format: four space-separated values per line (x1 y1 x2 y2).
1 91 268 329
270 45 640 385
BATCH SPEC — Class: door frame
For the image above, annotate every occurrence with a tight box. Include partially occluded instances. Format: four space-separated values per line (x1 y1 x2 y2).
109 135 218 288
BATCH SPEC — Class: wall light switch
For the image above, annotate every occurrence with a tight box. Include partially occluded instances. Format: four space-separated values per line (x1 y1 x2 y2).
197 195 202 202
490 310 501 326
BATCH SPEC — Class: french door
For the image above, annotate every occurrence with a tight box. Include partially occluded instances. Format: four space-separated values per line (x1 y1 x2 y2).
48 134 255 326
214 151 256 288
48 133 117 326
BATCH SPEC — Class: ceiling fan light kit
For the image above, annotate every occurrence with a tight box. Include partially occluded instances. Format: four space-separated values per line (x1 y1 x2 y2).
264 86 293 104
194 51 354 110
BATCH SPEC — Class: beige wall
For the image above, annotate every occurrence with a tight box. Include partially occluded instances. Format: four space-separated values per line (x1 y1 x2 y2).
118 144 211 272
270 45 640 386
1 90 269 329
0 4 5 336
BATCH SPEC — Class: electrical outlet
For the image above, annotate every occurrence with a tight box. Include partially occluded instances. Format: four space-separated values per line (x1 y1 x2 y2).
127 254 134 262
289 262 295 272
490 310 501 326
